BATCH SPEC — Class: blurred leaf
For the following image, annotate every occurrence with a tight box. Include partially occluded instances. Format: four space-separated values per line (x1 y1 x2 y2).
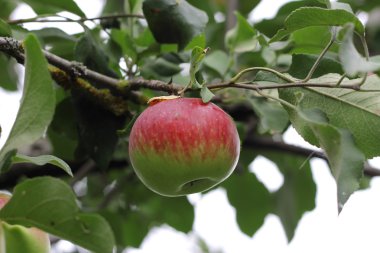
0 0 16 19
224 172 271 236
0 55 18 91
125 0 143 14
264 153 316 241
226 12 257 53
338 24 380 77
330 2 352 12
288 54 343 79
0 177 115 253
33 27 77 43
75 29 118 78
340 0 380 12
101 210 149 248
0 18 11 37
249 97 289 134
0 34 54 171
23 0 85 17
270 7 364 42
200 86 214 103
255 0 323 38
72 90 126 169
110 29 137 62
135 28 156 48
239 0 261 16
203 50 229 77
185 33 206 51
141 57 182 79
33 27 77 60
48 96 78 160
279 74 380 159
143 0 208 49
125 179 195 231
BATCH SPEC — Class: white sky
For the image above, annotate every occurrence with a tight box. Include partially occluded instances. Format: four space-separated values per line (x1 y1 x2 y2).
2 1 380 253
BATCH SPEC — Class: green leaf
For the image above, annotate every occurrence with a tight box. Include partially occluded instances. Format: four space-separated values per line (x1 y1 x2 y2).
200 86 214 103
263 152 316 241
141 57 182 79
203 50 229 77
142 0 208 50
0 0 17 19
338 24 380 77
270 7 364 42
126 181 195 229
288 54 343 79
0 177 115 253
255 0 324 38
225 12 258 53
0 55 18 91
224 172 271 236
75 29 118 77
125 0 143 14
110 29 137 62
72 91 126 169
12 154 73 176
249 97 289 134
101 211 149 248
278 105 364 211
0 18 11 37
279 74 380 159
23 0 85 17
185 33 206 51
290 26 339 54
189 46 208 88
0 34 55 171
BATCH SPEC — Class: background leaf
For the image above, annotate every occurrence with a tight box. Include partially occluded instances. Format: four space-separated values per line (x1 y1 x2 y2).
143 0 208 49
224 172 271 236
0 177 115 253
264 152 316 241
338 24 380 77
225 12 258 53
270 7 364 42
288 54 343 79
22 0 85 17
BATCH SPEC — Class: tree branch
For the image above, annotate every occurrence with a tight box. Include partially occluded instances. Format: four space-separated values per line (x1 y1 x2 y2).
7 13 144 25
2 135 379 189
246 136 380 177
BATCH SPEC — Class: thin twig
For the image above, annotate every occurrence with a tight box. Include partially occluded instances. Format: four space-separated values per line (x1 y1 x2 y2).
301 34 336 82
7 13 144 25
69 160 96 186
207 81 361 91
97 171 135 210
230 67 295 83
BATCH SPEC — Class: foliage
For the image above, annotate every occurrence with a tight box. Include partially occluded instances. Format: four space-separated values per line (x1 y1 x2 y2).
0 0 380 252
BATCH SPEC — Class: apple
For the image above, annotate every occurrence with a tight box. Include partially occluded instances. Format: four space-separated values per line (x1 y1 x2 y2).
129 97 240 196
0 192 50 253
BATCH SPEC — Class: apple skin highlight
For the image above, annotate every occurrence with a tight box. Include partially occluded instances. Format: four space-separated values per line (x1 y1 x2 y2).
129 98 240 196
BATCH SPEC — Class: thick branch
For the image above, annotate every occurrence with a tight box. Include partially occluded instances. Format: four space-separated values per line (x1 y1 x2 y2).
246 136 380 177
2 136 379 189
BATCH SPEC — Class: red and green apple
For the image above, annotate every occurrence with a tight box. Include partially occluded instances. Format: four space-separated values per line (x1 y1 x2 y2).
129 97 240 196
